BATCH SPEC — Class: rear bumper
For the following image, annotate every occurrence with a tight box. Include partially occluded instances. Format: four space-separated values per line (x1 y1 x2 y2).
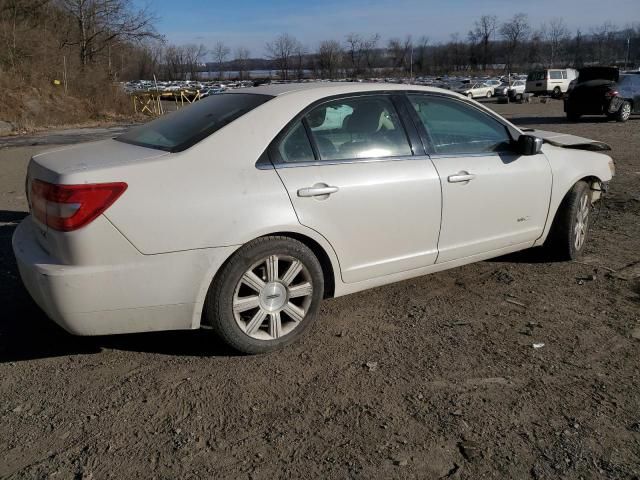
564 97 620 115
12 217 237 335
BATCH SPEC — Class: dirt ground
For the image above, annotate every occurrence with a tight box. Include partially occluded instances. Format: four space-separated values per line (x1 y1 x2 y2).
0 99 638 479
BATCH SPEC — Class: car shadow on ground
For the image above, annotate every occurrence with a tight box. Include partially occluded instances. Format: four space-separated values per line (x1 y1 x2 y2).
489 246 564 264
0 211 238 363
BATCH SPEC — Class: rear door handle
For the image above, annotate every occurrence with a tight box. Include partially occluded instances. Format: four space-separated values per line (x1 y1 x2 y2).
297 185 339 197
448 171 476 183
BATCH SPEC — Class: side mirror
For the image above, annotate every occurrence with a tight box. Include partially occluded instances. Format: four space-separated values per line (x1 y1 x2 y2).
517 134 543 155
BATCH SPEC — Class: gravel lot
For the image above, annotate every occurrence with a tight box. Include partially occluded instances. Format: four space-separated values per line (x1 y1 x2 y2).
1 99 639 479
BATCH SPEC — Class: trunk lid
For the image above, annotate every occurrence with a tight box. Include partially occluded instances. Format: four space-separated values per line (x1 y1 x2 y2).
28 139 169 183
25 139 168 255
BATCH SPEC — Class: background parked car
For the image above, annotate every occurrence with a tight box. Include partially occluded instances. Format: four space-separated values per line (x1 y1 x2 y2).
565 67 640 122
496 80 526 97
455 82 494 98
526 68 578 97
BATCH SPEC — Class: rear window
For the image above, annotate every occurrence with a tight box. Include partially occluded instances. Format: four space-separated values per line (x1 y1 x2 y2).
116 93 272 152
527 71 546 81
577 67 619 83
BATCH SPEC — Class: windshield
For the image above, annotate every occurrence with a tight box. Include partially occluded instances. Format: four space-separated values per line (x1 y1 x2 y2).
116 93 272 152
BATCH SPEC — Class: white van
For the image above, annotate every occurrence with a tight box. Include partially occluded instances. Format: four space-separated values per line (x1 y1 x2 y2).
526 68 578 97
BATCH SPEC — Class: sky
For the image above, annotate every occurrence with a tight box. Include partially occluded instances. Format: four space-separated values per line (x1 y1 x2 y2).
146 0 640 58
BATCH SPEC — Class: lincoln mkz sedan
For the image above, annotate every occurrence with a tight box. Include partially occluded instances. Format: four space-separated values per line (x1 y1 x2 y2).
13 83 615 353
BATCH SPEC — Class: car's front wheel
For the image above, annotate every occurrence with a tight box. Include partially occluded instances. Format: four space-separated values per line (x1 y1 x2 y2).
545 181 592 260
204 236 324 354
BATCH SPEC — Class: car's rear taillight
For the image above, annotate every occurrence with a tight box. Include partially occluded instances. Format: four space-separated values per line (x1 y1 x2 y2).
605 89 619 97
30 180 127 232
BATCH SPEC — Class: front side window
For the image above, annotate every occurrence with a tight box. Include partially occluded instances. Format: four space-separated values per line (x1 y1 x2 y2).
408 95 512 155
304 96 412 161
117 93 272 152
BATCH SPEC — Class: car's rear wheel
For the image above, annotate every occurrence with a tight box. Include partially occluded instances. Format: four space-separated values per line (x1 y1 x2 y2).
545 181 592 260
616 101 631 122
204 236 324 354
486 91 492 98
467 93 473 99
552 86 562 98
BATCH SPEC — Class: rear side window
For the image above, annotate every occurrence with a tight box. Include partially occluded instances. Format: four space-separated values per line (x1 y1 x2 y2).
408 95 512 155
528 71 546 81
278 122 315 163
116 93 272 152
550 71 563 80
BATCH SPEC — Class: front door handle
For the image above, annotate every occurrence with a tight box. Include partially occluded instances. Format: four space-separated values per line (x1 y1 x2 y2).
297 185 339 198
448 171 476 183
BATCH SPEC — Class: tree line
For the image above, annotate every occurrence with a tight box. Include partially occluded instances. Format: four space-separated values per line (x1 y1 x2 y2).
1 1 638 88
141 15 639 81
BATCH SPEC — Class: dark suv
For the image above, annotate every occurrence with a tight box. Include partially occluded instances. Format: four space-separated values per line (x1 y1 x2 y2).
565 67 640 122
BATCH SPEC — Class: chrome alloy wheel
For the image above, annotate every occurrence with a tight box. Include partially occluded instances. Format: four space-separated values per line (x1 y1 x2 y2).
574 193 590 250
621 102 631 121
232 255 313 340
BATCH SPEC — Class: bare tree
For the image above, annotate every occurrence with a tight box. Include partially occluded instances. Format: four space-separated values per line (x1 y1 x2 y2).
387 35 413 74
542 18 569 66
500 13 531 72
361 33 380 76
590 21 617 64
413 36 430 74
183 43 206 80
162 44 184 80
58 0 160 67
212 40 230 80
469 15 497 70
234 46 250 80
344 33 363 77
318 39 342 79
265 33 300 80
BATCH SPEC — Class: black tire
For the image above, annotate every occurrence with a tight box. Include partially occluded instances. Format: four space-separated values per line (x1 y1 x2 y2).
552 87 562 98
615 101 631 122
204 236 324 354
467 93 473 99
545 181 592 260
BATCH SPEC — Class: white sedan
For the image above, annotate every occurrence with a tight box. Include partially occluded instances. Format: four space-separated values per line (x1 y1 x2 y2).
457 82 495 98
496 80 527 97
13 83 615 353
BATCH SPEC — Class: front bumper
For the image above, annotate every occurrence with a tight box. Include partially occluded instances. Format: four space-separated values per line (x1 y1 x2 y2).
12 217 237 335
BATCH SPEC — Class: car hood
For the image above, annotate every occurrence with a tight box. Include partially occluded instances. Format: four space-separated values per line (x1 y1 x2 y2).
526 129 611 151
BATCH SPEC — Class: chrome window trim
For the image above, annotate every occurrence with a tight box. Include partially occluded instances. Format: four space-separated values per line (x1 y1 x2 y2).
270 154 427 169
264 91 422 170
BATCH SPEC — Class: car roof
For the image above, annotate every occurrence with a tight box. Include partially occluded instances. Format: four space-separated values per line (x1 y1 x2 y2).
229 81 455 98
